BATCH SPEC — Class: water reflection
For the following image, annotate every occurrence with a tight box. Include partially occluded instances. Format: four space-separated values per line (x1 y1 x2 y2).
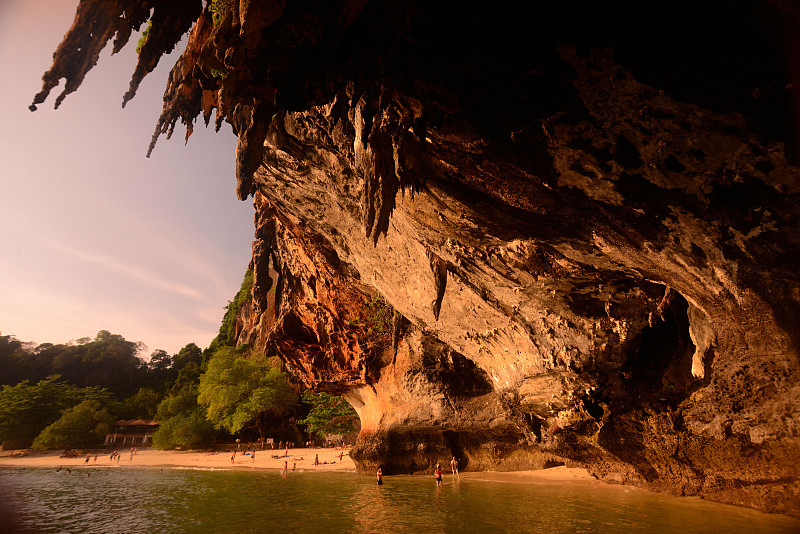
0 467 798 533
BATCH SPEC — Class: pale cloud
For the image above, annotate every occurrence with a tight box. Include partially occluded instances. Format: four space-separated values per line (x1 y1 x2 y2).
48 241 204 300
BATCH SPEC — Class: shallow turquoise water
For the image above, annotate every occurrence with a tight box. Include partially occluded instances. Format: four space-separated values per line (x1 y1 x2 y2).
0 467 798 533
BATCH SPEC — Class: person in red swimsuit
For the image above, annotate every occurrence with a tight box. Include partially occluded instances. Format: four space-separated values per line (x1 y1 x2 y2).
435 464 443 486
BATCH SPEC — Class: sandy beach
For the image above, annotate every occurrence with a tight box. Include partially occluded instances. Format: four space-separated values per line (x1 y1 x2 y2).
0 448 596 482
0 447 356 473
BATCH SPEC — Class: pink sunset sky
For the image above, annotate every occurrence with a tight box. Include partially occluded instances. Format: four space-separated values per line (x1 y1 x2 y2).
0 1 254 355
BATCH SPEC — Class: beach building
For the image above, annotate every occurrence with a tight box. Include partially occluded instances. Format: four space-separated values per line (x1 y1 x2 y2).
104 419 160 446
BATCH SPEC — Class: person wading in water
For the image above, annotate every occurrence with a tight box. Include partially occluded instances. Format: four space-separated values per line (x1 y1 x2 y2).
450 456 460 480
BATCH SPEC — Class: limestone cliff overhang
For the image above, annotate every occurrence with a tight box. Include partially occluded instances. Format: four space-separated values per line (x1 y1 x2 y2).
31 0 800 516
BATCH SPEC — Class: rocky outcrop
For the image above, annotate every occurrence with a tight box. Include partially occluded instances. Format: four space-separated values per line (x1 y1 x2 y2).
34 0 800 515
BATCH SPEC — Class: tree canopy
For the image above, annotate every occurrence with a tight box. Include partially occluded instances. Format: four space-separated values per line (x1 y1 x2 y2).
151 385 215 450
0 331 148 397
116 387 162 420
31 399 114 450
0 376 111 449
198 347 297 439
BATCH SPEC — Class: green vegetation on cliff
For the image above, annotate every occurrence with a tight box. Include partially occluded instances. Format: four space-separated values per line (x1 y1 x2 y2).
205 268 254 357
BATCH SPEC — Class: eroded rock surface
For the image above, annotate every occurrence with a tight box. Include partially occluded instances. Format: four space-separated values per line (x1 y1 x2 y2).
34 0 800 515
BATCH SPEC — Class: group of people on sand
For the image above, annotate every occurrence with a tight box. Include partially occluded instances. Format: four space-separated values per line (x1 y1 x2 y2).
78 449 133 466
57 447 138 473
377 456 460 486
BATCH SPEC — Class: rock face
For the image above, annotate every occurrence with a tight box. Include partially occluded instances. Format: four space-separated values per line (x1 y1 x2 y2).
35 0 800 515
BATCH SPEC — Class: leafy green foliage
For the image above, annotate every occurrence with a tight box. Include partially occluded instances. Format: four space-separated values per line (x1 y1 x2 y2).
157 385 202 420
151 410 214 450
198 347 297 438
31 400 114 450
148 350 171 373
135 20 152 54
0 335 35 386
116 388 163 420
299 391 358 437
170 361 203 394
0 330 194 399
0 376 111 449
151 386 214 450
209 0 234 27
40 330 147 398
361 294 393 350
171 343 202 372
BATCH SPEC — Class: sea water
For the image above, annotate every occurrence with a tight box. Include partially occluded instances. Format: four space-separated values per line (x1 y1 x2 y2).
1 467 798 533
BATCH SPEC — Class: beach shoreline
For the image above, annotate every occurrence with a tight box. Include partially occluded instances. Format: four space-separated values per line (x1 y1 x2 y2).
0 448 595 482
0 447 355 473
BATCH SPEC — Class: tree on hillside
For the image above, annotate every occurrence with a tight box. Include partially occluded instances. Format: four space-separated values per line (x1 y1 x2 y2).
31 399 114 450
46 331 148 397
145 349 175 391
29 342 68 382
148 349 172 373
172 343 202 372
0 335 32 386
170 361 202 393
0 376 111 449
198 347 297 440
116 387 163 420
150 360 215 450
203 269 254 360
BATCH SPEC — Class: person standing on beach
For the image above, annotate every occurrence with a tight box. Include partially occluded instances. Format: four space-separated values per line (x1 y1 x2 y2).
434 464 443 487
85 454 90 465
377 467 383 486
314 454 319 466
450 456 459 479
231 451 236 464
